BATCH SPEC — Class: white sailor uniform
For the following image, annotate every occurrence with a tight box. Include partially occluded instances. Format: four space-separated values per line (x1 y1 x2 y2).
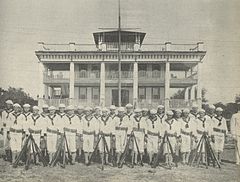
82 115 99 153
132 115 148 153
114 115 131 153
180 116 196 153
163 118 181 154
146 116 164 154
46 114 59 153
99 115 115 152
212 116 227 153
1 109 14 149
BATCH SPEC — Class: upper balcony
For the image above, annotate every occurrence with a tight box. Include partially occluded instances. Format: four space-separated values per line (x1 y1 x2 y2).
43 71 69 84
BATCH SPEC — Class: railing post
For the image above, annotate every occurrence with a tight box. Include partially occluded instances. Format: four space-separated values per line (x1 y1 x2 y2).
69 42 75 51
165 42 172 51
38 42 44 51
197 42 204 51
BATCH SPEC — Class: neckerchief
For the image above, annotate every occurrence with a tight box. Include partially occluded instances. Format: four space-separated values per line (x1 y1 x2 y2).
32 114 40 125
94 114 101 120
23 112 31 121
208 114 215 119
182 117 190 128
125 112 133 119
190 111 198 118
12 112 21 124
165 118 174 130
101 115 110 126
134 115 142 129
149 115 157 129
41 112 48 118
109 113 116 119
4 108 13 119
157 113 165 123
198 117 206 128
76 113 84 120
58 112 66 118
66 114 75 124
215 116 223 126
117 115 125 126
85 115 93 127
48 114 56 125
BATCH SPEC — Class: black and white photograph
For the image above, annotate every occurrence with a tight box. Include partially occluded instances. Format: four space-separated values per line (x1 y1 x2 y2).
0 0 239 181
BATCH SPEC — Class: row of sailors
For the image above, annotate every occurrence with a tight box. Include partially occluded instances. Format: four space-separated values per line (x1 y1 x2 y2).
0 100 227 166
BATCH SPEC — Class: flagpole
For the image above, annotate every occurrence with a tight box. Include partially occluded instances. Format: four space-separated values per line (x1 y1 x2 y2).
118 0 122 107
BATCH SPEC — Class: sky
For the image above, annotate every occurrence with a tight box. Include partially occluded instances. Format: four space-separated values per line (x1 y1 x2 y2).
0 0 240 104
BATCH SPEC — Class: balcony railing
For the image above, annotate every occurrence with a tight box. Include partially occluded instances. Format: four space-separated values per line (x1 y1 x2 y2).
137 99 165 108
169 99 194 108
106 71 133 79
43 71 69 83
105 42 134 51
75 71 100 81
138 70 163 79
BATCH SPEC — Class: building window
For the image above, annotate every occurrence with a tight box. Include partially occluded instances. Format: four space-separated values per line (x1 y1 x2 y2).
152 87 160 100
79 87 87 99
92 87 100 100
138 87 146 100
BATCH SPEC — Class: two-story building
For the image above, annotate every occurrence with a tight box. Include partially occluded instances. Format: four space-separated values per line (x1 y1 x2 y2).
35 30 206 109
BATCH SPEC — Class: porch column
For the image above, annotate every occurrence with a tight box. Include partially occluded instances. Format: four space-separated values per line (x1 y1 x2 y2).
164 62 170 110
38 62 45 107
133 61 138 107
100 61 105 107
190 85 196 101
69 62 75 105
197 62 202 108
184 87 189 101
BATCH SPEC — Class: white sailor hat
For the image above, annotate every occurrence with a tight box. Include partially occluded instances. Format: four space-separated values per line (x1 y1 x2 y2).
95 106 101 110
175 109 182 113
13 103 21 108
118 107 125 112
198 108 205 113
59 103 66 108
42 104 49 109
85 106 92 111
134 108 142 113
102 107 108 112
32 106 39 111
6 100 13 105
49 106 56 110
157 105 164 109
109 105 116 110
192 103 198 108
66 105 74 110
23 103 30 108
208 104 216 110
216 107 223 112
183 108 190 113
125 103 133 108
166 110 174 115
77 105 84 110
150 109 157 114
142 108 148 112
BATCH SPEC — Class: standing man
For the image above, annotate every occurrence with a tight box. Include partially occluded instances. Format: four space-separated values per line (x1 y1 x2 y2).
163 111 181 166
113 107 131 166
231 102 240 165
180 109 197 165
157 105 165 123
64 105 80 164
1 100 14 161
81 107 99 165
146 109 164 165
206 104 216 120
46 106 59 164
99 107 115 165
212 107 227 163
9 103 25 164
132 108 147 165
190 104 199 119
21 104 32 136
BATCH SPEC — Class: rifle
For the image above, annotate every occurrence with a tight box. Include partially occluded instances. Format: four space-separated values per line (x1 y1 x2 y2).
64 133 73 165
152 134 165 168
132 131 143 166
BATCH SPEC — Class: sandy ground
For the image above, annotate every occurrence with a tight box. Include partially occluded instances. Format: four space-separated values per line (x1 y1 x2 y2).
0 147 239 182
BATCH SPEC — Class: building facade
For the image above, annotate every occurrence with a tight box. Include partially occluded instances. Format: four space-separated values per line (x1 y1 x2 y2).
35 30 206 109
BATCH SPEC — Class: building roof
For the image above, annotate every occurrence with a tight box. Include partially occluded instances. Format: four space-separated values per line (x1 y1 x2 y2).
93 30 146 45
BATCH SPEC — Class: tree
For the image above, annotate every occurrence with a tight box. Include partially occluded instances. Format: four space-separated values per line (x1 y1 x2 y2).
235 94 240 103
0 87 37 109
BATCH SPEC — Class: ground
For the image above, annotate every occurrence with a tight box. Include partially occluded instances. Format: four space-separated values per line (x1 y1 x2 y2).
0 147 239 182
